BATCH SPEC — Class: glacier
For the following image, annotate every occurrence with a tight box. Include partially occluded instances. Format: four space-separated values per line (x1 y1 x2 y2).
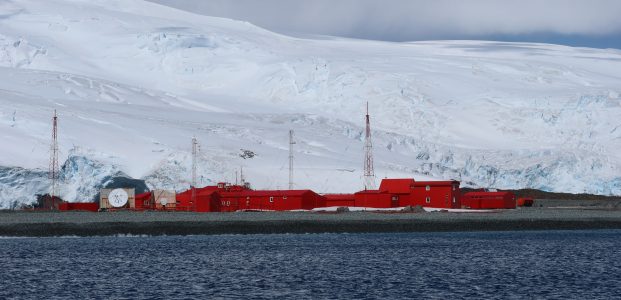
0 0 620 208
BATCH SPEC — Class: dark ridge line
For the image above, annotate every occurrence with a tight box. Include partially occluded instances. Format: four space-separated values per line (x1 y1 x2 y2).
2 219 621 237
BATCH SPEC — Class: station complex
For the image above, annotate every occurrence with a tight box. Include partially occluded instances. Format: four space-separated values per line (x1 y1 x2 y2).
58 178 527 212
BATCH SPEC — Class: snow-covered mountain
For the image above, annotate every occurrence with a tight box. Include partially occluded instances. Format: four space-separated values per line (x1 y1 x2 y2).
1 0 620 207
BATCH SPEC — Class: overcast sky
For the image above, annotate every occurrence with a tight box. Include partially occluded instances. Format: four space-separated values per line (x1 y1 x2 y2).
149 0 621 49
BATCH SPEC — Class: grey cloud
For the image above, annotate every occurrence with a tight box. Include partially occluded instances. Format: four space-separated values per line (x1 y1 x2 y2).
149 0 621 41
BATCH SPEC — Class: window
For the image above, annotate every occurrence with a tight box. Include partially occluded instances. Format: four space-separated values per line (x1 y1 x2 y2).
425 197 431 203
453 185 456 191
453 197 456 203
426 185 430 191
391 196 398 201
269 196 274 203
283 196 288 200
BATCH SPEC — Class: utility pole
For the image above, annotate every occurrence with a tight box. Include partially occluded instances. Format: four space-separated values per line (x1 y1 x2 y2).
48 109 59 208
240 166 245 185
191 136 199 211
363 102 376 190
289 129 295 190
191 136 198 187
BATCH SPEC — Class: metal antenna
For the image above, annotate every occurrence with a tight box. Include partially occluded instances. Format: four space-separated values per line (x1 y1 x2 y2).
191 136 199 211
191 136 198 187
289 129 295 190
240 166 245 184
48 109 60 207
363 102 376 190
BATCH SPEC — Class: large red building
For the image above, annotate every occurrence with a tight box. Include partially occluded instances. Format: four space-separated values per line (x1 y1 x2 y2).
325 178 461 209
358 179 461 209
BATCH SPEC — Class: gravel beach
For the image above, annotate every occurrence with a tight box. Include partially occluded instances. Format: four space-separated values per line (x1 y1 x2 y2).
1 200 621 236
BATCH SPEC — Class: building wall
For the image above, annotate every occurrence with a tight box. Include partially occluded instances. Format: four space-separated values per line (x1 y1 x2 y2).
324 194 355 207
59 202 99 212
354 192 393 208
412 182 461 209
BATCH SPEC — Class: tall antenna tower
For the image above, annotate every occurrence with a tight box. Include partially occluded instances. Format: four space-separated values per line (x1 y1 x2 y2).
48 110 60 205
191 136 199 187
363 102 376 190
288 129 295 190
190 136 200 211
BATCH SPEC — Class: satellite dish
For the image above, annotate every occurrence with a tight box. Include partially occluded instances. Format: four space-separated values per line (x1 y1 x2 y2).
108 188 129 208
159 198 168 206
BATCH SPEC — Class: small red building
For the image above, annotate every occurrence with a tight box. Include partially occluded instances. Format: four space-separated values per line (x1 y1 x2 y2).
517 197 534 207
462 191 516 209
58 202 99 212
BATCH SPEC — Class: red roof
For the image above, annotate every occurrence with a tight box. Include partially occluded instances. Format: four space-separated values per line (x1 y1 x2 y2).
241 190 315 197
355 190 382 195
324 194 355 200
413 180 459 187
464 191 513 197
379 179 415 193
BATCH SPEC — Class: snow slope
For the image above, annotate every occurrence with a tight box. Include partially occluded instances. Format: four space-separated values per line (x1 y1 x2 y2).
1 0 620 207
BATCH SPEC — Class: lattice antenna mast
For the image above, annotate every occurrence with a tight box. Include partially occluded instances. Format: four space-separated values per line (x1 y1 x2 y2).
289 129 295 190
191 136 199 187
363 102 376 190
48 109 60 205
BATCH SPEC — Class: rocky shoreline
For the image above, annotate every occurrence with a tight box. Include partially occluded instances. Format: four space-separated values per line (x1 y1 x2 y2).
1 206 621 237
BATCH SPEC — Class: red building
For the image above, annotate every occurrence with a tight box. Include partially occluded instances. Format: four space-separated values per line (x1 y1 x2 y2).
326 178 461 209
134 191 152 210
462 191 516 209
176 188 221 212
58 202 99 212
411 180 461 209
210 183 325 211
324 194 355 207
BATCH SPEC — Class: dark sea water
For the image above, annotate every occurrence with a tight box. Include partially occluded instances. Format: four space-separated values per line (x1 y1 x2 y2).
1 230 620 299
